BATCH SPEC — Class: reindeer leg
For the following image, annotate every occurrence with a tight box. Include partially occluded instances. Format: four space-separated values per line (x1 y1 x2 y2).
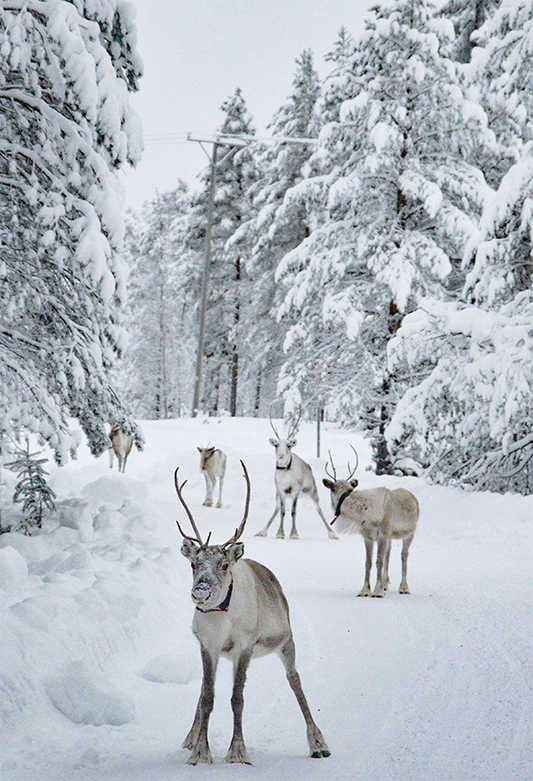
399 532 414 594
256 499 279 537
183 689 203 750
186 647 218 764
358 538 373 597
203 474 212 507
313 493 338 540
289 493 299 539
225 647 253 764
216 475 224 508
384 540 392 590
373 536 389 597
278 637 330 759
276 494 287 539
118 453 124 473
109 448 114 469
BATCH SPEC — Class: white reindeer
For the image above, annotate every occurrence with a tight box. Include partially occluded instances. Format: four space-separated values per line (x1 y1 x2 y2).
256 412 337 540
197 446 226 507
175 463 331 765
108 425 133 473
322 449 419 597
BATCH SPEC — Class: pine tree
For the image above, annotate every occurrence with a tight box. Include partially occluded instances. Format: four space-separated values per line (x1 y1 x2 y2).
186 89 257 415
5 440 56 532
439 0 499 62
387 1 533 493
0 1 143 462
120 183 193 418
276 0 488 472
239 50 321 415
468 0 533 187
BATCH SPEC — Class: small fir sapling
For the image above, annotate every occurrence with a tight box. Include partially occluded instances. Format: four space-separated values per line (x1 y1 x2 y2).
5 441 56 533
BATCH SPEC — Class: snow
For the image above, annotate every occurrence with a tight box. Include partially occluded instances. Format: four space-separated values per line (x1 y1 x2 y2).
0 416 531 780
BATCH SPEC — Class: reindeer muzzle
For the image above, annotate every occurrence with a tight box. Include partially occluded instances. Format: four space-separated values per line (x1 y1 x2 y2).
192 583 212 605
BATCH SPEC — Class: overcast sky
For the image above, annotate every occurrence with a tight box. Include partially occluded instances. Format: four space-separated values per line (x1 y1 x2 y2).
121 0 379 211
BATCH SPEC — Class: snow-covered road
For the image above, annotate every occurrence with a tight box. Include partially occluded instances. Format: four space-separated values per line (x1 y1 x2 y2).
0 417 531 780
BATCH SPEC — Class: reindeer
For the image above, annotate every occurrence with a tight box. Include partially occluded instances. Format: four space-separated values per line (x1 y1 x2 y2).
256 411 337 540
108 425 133 473
175 463 331 765
197 446 227 507
322 449 419 597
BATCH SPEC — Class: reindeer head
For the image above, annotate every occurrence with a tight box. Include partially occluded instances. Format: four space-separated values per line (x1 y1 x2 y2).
197 445 216 469
322 447 359 505
176 462 250 612
269 408 301 468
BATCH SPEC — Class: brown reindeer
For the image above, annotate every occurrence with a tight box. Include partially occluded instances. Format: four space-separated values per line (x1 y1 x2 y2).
175 463 331 765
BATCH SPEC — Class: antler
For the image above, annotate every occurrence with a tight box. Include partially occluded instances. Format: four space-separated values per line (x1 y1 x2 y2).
221 460 251 548
174 467 205 546
269 404 281 439
286 405 302 440
325 449 338 481
346 445 359 480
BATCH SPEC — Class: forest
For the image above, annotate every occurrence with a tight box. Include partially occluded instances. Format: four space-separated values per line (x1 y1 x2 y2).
121 0 533 495
0 0 532 531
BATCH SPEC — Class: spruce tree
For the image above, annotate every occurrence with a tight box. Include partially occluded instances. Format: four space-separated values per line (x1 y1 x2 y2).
276 0 488 472
241 51 321 415
186 89 256 415
0 1 143 461
5 440 56 533
120 183 193 418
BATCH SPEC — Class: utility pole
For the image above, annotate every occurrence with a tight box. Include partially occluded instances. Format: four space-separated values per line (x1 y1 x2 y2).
187 131 317 418
192 142 218 417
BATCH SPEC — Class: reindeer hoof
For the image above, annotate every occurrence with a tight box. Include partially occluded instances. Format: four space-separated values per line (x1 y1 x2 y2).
216 501 222 508
399 584 410 594
203 499 213 507
225 743 253 765
311 749 331 759
328 531 339 540
290 533 299 540
276 532 285 539
187 746 214 765
372 589 385 598
255 530 267 537
357 587 372 597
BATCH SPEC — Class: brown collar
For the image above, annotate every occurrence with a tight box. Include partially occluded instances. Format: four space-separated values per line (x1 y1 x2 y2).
196 578 233 613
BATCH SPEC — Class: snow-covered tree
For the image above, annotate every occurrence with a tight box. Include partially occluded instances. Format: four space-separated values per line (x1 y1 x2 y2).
186 89 257 416
120 183 194 418
0 0 143 462
468 0 533 187
387 2 533 493
276 0 488 472
237 50 321 415
440 0 499 62
388 148 533 493
5 439 56 532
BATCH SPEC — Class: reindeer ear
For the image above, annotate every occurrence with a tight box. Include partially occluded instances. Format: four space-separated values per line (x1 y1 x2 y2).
322 478 335 490
225 542 244 563
287 437 297 448
350 479 359 488
197 447 202 452
269 438 278 447
181 539 199 560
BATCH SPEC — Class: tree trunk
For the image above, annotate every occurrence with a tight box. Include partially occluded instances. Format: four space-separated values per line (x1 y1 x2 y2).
230 257 241 417
253 371 262 417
